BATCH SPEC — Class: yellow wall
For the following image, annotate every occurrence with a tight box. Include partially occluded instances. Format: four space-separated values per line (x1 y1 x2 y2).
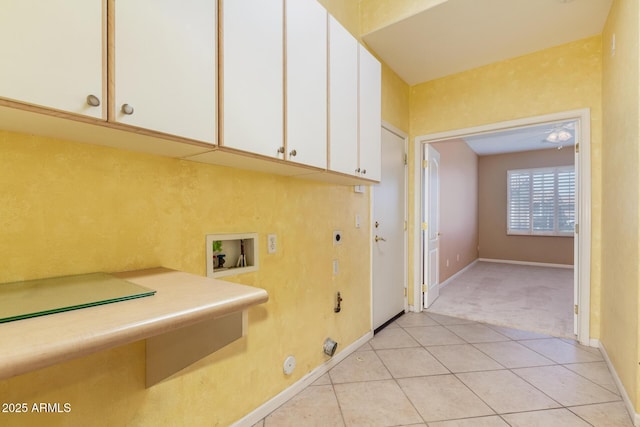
381 62 411 132
359 0 446 35
601 0 640 411
408 36 603 331
0 131 371 426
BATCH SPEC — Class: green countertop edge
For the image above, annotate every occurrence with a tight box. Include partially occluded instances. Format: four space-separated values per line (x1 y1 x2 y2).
0 290 156 324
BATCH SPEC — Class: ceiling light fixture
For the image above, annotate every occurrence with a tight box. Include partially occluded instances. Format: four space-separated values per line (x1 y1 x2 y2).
545 129 572 143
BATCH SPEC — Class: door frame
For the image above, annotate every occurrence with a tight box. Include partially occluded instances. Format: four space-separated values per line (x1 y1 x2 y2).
424 144 441 308
412 108 591 344
370 121 409 331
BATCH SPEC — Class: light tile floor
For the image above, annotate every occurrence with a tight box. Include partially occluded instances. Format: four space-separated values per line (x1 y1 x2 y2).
254 312 633 426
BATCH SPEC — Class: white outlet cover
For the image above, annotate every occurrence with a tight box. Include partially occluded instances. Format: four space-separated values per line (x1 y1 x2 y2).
283 355 296 375
267 234 277 254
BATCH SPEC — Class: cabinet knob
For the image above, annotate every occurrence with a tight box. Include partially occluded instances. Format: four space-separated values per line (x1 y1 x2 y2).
289 149 297 157
277 146 285 154
355 168 361 173
362 169 367 175
121 104 134 115
86 94 100 107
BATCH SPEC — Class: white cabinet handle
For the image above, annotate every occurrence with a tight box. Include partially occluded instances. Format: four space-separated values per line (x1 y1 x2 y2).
121 104 134 115
86 95 100 107
289 149 297 157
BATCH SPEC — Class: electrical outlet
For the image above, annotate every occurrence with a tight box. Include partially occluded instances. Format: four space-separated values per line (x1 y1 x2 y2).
267 234 277 254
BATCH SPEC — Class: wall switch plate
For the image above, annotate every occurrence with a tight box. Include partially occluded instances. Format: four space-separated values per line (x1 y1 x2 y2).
267 234 277 254
355 215 361 228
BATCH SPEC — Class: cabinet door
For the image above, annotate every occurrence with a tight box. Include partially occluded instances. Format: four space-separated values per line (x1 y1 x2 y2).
0 0 104 119
286 0 327 169
328 17 358 176
222 0 283 158
115 0 216 143
359 45 382 181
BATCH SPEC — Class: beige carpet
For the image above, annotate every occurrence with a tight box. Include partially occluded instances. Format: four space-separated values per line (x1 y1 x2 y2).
427 261 574 338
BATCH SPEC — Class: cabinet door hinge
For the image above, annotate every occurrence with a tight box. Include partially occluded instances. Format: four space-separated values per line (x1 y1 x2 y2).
575 223 579 234
404 288 407 297
574 304 579 315
404 153 408 166
404 220 407 231
422 284 427 292
421 222 427 231
422 159 428 168
575 143 579 154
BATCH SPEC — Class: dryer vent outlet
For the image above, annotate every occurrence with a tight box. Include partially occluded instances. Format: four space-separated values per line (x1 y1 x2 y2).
323 338 338 357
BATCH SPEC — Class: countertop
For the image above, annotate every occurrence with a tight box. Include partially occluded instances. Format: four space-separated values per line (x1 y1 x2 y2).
0 267 268 380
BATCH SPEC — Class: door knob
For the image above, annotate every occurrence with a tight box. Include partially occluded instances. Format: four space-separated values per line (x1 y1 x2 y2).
375 235 386 242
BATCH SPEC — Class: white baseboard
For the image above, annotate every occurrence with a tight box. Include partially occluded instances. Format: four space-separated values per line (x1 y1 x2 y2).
596 339 640 426
439 259 478 290
478 258 573 269
230 331 374 427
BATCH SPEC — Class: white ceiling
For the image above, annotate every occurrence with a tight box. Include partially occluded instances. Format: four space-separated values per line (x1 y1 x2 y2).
463 120 576 155
362 0 612 85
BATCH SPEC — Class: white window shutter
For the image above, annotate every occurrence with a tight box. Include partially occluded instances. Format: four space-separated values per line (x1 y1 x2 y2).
507 166 575 236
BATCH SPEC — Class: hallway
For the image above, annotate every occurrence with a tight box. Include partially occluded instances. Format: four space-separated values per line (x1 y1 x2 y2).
254 312 630 426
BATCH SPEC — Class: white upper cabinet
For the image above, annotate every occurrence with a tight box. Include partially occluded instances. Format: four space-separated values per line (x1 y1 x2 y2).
0 0 105 119
222 0 284 157
328 16 359 176
285 0 328 169
358 45 382 181
114 0 216 143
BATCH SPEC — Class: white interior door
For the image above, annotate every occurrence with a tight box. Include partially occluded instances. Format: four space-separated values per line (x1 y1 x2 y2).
573 133 580 336
372 128 406 329
424 145 441 308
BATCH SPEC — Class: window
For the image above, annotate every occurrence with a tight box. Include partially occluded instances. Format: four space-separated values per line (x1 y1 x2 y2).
507 166 575 236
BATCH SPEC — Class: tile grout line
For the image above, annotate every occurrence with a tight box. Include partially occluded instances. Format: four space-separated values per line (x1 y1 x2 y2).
328 375 349 427
405 315 621 425
262 312 631 426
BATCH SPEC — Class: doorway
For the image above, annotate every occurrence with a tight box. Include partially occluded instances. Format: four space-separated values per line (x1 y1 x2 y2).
413 109 591 344
372 123 408 331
